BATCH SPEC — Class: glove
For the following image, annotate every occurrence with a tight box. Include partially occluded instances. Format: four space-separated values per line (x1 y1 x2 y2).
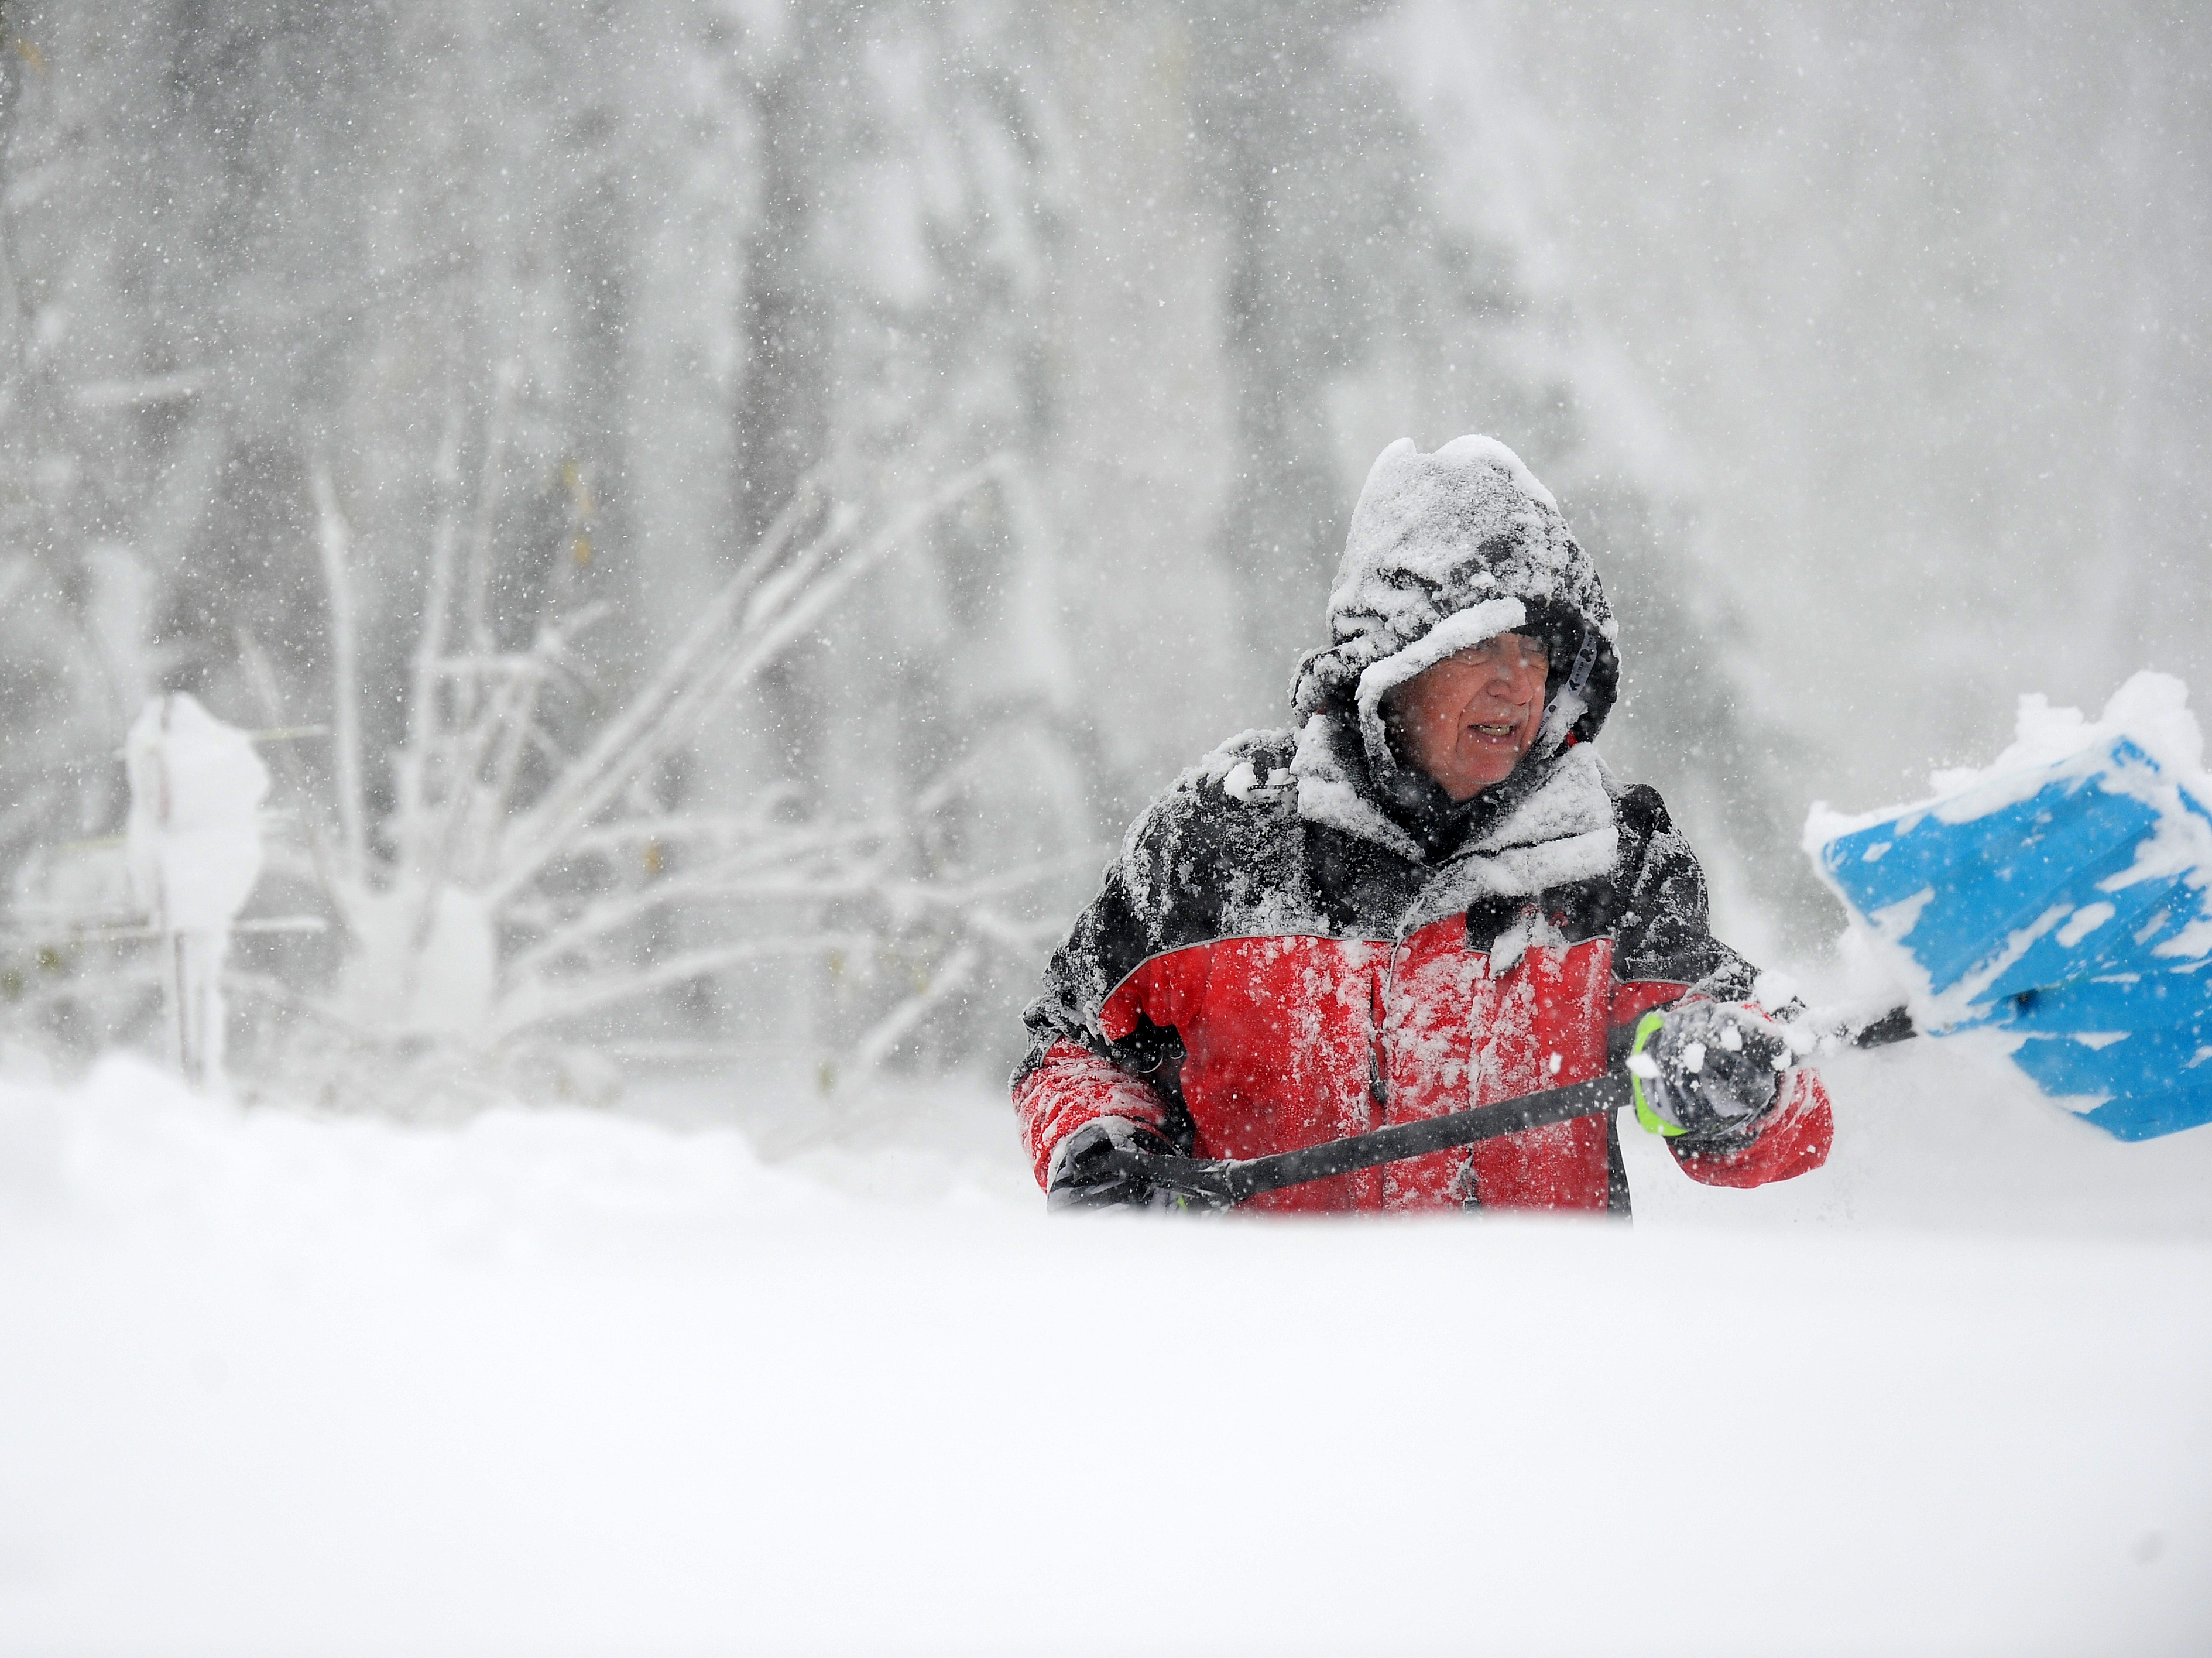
1045 1116 1179 1211
1626 1001 1789 1140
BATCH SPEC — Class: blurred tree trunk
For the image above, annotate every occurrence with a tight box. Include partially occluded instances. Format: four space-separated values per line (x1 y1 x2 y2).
1185 2 1376 697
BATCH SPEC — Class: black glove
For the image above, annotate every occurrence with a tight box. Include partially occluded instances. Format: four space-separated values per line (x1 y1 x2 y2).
1627 1001 1791 1141
1045 1117 1180 1211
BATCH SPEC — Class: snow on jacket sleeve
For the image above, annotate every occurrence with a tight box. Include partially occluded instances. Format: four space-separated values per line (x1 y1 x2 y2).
1607 782 1834 1188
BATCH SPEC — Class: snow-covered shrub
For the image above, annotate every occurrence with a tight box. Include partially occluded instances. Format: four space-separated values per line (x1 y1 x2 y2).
221 454 1083 1107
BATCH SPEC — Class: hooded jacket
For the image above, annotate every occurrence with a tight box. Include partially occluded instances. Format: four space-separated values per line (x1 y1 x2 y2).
1013 437 1832 1213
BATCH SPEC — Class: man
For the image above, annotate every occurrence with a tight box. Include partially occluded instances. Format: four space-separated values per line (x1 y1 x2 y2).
1014 435 1833 1213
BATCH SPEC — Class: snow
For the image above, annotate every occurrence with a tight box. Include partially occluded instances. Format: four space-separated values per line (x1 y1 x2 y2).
1287 718 1620 913
122 695 271 1090
124 694 268 938
339 882 499 1039
4 1053 2210 1657
1808 673 2212 848
1288 712 1429 862
7 12 2212 1651
2001 674 2206 790
2057 901 2118 949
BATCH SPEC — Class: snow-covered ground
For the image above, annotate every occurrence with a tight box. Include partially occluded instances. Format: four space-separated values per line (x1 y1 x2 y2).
2 1044 2208 1657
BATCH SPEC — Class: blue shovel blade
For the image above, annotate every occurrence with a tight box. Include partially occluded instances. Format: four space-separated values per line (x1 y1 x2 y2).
1992 967 2212 1035
1813 735 2212 1139
1817 737 2212 1020
2005 1028 2212 1141
1990 969 2212 1135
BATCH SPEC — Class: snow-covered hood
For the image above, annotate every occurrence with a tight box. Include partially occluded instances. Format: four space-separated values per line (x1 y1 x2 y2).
1289 435 1619 776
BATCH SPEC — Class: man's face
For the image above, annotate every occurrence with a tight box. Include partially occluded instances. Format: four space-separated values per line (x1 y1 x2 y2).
1384 632 1550 801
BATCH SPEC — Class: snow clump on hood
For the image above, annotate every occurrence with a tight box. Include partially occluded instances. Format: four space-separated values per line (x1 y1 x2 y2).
1289 435 1620 778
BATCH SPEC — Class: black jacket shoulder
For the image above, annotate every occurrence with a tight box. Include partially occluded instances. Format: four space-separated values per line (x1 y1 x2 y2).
1605 778 1757 997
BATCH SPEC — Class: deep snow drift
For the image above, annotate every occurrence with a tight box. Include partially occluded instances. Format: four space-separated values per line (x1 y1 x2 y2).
2 1046 2208 1658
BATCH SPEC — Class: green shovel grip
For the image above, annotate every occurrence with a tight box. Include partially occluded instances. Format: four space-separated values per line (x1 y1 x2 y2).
1630 1008 1686 1138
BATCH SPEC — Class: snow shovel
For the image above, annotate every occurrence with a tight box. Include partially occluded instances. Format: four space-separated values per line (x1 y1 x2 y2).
1809 714 2212 1143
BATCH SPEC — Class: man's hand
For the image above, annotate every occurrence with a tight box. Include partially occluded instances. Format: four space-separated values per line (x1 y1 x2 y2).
1045 1116 1180 1210
1627 1001 1789 1140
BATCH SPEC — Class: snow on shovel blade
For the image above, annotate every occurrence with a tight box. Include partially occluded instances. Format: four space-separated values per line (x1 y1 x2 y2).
1808 681 2212 1142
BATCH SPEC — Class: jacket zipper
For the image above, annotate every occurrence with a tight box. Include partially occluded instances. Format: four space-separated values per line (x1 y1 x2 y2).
1369 913 1416 1197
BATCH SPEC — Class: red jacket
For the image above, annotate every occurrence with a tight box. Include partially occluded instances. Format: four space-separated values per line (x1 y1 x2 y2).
1013 724 1831 1214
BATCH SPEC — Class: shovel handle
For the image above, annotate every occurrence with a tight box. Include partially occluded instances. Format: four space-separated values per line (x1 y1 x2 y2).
1215 1071 1635 1204
1103 1070 1633 1211
1086 1005 1915 1211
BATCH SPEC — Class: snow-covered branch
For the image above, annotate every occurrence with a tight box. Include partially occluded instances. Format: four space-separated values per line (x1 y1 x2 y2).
488 458 1009 909
846 941 981 1075
195 446 1062 1087
309 461 365 886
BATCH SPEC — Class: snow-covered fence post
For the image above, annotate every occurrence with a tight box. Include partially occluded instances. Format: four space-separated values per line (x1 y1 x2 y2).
125 695 270 1091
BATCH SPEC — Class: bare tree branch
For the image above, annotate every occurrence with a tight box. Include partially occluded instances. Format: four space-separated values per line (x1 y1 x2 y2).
308 459 365 885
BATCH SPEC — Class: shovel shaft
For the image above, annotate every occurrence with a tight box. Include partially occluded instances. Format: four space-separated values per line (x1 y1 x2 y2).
1109 1071 1634 1210
1210 1071 1637 1203
1088 1005 1914 1210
